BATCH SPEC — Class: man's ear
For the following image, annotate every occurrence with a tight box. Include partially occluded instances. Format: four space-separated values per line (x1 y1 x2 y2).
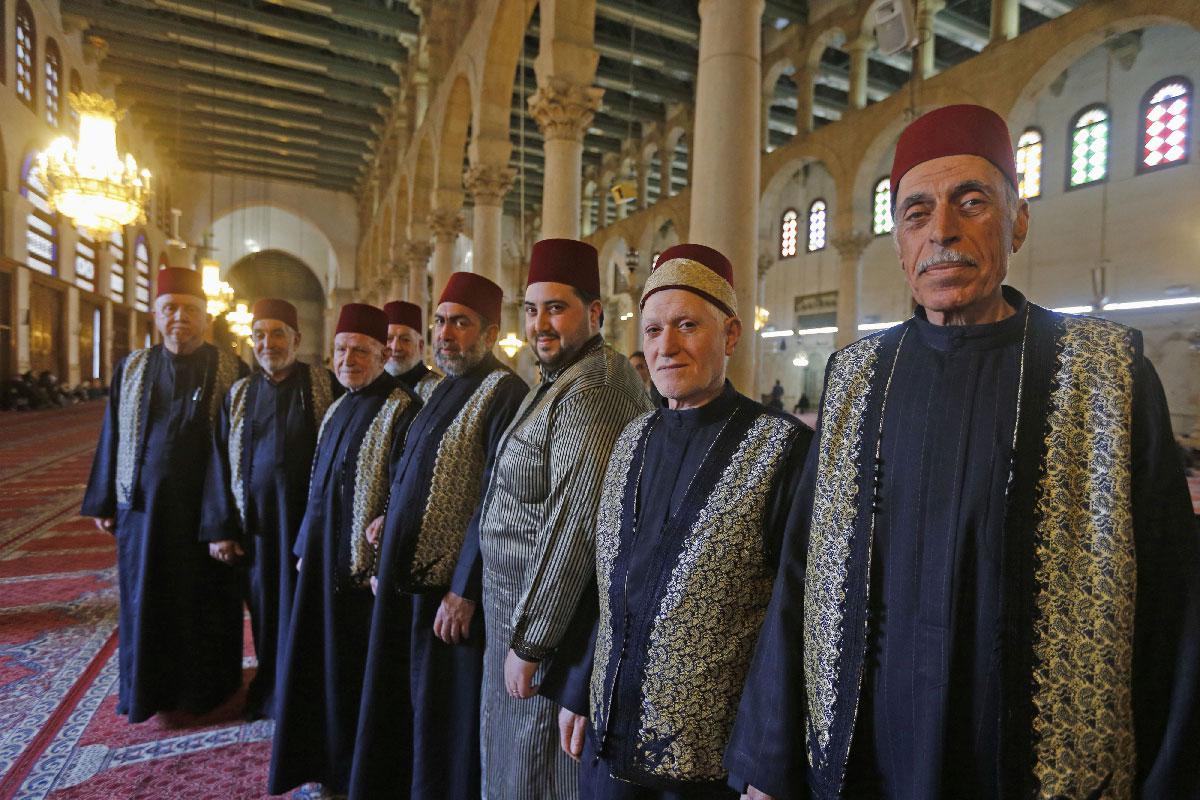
724 316 743 356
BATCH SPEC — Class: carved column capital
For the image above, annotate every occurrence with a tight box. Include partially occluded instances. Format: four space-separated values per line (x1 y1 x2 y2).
428 209 463 242
527 80 604 142
832 230 874 261
757 253 775 279
463 164 516 206
401 239 433 270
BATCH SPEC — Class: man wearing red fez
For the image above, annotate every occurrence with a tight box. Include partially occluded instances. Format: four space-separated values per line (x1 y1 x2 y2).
350 272 528 799
476 238 653 796
384 300 440 399
729 104 1200 799
270 303 422 798
201 298 343 720
541 243 814 799
82 266 247 723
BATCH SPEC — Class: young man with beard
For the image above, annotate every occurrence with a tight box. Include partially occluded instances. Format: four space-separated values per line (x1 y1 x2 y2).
202 299 341 720
350 273 528 800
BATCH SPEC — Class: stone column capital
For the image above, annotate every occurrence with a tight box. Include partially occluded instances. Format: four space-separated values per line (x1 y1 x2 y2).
832 230 874 260
463 164 516 207
527 80 604 142
428 209 463 242
401 239 433 270
757 253 775 279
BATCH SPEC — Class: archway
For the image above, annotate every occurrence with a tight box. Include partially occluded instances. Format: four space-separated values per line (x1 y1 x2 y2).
227 249 328 366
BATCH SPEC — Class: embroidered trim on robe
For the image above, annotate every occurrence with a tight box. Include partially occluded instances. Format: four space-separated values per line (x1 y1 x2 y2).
415 370 444 403
228 376 252 527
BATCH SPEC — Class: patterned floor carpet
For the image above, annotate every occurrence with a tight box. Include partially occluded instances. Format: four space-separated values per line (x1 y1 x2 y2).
0 404 276 799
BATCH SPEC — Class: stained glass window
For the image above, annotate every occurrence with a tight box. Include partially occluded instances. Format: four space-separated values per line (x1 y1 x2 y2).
807 200 827 252
109 230 126 302
75 229 96 293
1141 78 1190 172
21 155 57 275
1016 129 1043 198
872 177 893 235
15 1 36 110
1069 106 1109 188
44 39 61 128
134 235 151 312
780 208 798 258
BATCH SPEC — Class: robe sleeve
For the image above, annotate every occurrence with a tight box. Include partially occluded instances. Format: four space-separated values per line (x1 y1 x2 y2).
80 355 127 519
537 577 598 716
724 422 821 798
509 385 648 661
450 373 529 603
1129 356 1200 798
199 389 242 543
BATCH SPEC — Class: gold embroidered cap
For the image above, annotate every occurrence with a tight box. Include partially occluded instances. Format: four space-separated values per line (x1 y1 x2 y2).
641 243 737 317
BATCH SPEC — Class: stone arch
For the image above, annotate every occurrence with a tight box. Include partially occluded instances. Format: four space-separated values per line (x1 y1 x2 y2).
760 156 839 253
805 26 847 72
410 132 437 228
474 0 538 149
226 248 327 364
210 204 335 293
596 232 632 299
435 72 473 207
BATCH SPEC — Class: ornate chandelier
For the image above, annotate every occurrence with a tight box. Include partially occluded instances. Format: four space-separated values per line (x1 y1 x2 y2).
497 332 524 358
35 92 151 235
201 259 235 317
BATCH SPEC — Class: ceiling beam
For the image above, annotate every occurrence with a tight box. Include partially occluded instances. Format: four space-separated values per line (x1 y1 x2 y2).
258 0 420 41
932 9 989 52
154 129 367 167
137 104 367 156
100 31 388 107
62 0 396 87
168 143 355 180
1022 0 1076 16
594 58 693 105
595 0 698 46
175 159 353 192
102 57 382 127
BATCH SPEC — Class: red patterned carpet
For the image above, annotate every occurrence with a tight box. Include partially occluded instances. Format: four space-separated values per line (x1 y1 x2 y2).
0 404 276 799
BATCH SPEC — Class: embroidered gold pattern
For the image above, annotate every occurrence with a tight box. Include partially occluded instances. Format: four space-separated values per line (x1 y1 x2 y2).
589 411 654 730
309 366 334 427
227 376 252 526
416 370 444 403
1030 316 1136 798
115 348 152 505
803 336 881 760
409 369 509 588
637 415 795 780
211 348 241 424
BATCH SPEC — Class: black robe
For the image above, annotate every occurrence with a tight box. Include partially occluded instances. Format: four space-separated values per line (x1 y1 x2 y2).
268 372 420 794
200 363 342 718
81 343 248 722
350 353 527 800
726 289 1200 799
397 361 432 389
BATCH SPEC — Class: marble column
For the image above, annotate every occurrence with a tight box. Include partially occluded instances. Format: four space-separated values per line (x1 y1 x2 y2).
917 0 946 80
793 63 815 137
990 0 1019 43
428 208 463 303
689 0 764 394
847 38 871 110
832 230 873 349
463 164 514 287
528 80 603 240
402 239 433 319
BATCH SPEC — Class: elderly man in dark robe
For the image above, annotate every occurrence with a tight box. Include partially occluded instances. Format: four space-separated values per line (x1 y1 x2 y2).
478 239 653 799
384 299 441 399
727 104 1200 800
269 303 421 800
81 267 247 723
548 244 813 800
350 272 528 799
201 299 341 721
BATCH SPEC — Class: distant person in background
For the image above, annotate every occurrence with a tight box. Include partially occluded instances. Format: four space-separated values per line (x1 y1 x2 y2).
628 351 651 392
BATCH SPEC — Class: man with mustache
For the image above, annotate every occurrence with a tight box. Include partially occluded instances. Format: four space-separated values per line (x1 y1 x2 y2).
478 239 653 798
727 105 1200 799
202 299 342 720
82 267 247 723
384 300 442 400
350 273 527 799
269 303 421 800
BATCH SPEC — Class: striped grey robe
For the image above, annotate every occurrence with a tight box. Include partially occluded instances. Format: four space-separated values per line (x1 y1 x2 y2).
478 336 652 799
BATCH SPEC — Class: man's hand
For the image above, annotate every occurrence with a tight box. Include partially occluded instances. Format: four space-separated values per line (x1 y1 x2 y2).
743 787 777 800
93 517 115 535
208 540 244 564
365 515 385 547
505 649 539 699
433 591 475 644
370 575 379 596
558 707 587 762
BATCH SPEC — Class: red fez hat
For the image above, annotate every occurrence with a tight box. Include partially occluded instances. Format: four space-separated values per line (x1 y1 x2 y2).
890 104 1018 204
440 272 503 324
335 303 388 345
156 267 205 300
642 243 737 317
252 298 299 331
527 238 600 298
383 301 423 331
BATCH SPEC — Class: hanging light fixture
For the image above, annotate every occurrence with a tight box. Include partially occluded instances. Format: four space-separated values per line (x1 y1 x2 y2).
35 92 151 235
498 332 524 359
226 302 254 340
201 258 235 317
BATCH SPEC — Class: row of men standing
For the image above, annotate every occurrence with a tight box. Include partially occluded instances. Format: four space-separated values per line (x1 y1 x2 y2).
82 103 1200 800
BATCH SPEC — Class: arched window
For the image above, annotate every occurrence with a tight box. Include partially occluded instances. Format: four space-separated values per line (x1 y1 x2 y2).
1016 128 1043 199
44 38 61 127
75 228 96 292
780 208 799 258
134 234 151 311
1068 105 1109 188
15 1 36 110
807 200 827 252
20 155 57 275
1140 77 1190 172
68 70 82 132
109 230 126 302
872 177 893 235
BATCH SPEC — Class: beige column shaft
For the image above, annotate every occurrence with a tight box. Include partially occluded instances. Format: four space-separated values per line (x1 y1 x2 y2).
463 164 514 287
832 230 873 349
917 0 946 79
990 0 1019 42
529 81 603 240
403 240 433 314
793 65 815 136
847 40 870 110
689 0 764 395
428 209 463 303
